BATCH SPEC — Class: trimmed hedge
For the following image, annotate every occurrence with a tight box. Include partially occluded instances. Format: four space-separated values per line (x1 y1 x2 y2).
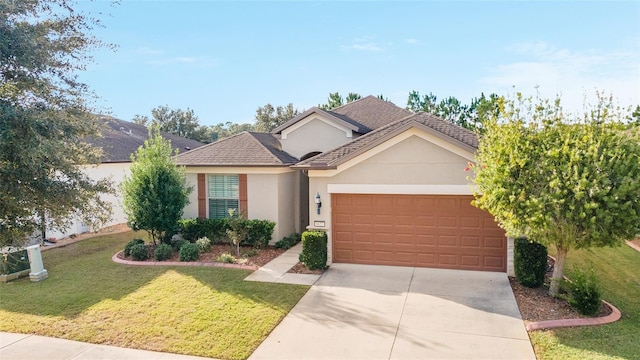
514 237 548 288
179 218 275 247
299 231 327 270
565 267 602 316
124 238 145 257
154 243 173 261
130 243 149 261
179 242 200 262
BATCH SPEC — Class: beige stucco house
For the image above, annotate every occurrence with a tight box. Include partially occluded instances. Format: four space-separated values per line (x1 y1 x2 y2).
176 96 511 273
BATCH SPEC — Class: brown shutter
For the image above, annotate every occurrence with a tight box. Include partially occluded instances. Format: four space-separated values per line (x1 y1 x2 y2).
239 174 248 216
197 174 206 218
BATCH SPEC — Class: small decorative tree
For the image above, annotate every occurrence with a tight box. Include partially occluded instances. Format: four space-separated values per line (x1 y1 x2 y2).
473 93 640 296
121 126 192 245
226 209 247 257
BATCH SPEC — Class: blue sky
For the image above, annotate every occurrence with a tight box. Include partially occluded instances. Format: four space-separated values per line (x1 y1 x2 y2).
78 1 640 126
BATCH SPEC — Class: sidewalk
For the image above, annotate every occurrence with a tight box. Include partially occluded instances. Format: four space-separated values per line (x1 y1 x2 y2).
0 332 217 360
244 243 321 285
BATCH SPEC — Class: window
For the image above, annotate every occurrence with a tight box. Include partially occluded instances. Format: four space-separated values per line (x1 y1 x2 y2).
208 175 239 219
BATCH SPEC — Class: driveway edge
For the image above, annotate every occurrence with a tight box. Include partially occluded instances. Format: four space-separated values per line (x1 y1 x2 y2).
525 300 621 331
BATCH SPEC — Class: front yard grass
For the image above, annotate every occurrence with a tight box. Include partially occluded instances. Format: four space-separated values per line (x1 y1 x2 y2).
0 231 309 360
530 243 640 359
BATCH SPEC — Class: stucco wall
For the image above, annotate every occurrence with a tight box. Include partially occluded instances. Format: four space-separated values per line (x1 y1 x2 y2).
280 117 353 159
307 131 477 265
183 168 296 244
183 173 199 219
47 162 131 240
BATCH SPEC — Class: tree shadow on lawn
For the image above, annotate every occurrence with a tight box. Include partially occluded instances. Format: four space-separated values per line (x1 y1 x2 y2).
0 232 308 319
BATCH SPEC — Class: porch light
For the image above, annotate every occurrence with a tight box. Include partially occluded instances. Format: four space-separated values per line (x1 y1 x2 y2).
314 192 322 215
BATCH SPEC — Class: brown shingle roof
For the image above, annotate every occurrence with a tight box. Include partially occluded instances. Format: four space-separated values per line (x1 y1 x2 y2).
328 95 413 133
90 117 205 162
293 112 478 169
174 131 298 166
272 95 411 135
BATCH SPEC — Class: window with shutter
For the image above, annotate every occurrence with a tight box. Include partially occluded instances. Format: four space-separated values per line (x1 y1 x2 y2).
208 175 239 219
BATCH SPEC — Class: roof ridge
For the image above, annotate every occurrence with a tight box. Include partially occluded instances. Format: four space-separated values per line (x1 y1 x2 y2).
245 132 286 163
329 95 377 112
174 131 246 159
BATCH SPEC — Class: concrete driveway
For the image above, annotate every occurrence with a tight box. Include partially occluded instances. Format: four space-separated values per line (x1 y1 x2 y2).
250 264 535 360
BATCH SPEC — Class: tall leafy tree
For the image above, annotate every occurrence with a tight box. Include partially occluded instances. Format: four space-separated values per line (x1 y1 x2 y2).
0 0 114 245
319 92 362 110
472 93 640 295
254 103 299 132
121 127 192 245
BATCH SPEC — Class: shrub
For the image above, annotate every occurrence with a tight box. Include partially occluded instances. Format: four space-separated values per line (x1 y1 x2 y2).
154 243 173 261
242 248 259 258
514 237 548 288
196 237 212 253
130 243 150 261
179 218 228 243
124 238 145 257
171 238 189 252
299 231 327 270
245 219 276 248
275 233 301 249
179 242 200 262
566 267 602 316
216 253 235 263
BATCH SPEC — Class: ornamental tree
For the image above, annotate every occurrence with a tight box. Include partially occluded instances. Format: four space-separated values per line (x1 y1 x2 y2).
121 127 192 245
472 93 640 295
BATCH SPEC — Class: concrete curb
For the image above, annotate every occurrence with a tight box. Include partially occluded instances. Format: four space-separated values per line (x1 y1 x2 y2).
111 251 257 270
525 300 621 331
626 240 640 253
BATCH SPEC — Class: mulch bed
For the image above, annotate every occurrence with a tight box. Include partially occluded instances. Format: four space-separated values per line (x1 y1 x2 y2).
117 244 286 268
288 261 325 275
509 258 611 322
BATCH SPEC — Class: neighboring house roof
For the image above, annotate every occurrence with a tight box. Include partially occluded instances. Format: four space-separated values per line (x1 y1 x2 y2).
272 95 412 135
91 116 205 163
293 112 479 169
174 131 299 167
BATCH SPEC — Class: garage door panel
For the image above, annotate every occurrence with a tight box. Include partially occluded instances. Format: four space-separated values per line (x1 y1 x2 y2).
332 194 506 272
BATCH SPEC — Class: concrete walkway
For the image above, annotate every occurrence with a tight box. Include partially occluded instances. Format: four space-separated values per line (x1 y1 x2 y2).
244 243 321 285
0 332 217 360
250 264 536 360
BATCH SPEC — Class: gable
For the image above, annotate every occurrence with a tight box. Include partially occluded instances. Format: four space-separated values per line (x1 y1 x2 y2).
310 127 474 186
280 116 357 160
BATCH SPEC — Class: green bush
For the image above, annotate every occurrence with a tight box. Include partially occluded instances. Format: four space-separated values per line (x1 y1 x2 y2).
242 248 259 258
171 238 189 252
0 249 29 275
196 237 212 253
245 219 276 248
299 231 327 270
514 237 548 288
178 218 228 243
566 267 602 316
154 243 173 261
179 242 200 262
275 233 301 249
124 239 145 257
130 243 149 261
216 253 235 263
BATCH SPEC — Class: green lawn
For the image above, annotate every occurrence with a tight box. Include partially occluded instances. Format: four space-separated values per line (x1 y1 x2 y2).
0 232 309 360
530 243 640 359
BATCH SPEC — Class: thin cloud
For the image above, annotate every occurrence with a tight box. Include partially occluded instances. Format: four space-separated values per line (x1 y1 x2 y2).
148 56 217 68
405 38 421 45
137 46 164 55
481 41 640 112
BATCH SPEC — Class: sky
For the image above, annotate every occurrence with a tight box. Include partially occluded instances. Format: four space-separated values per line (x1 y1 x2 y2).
77 1 640 126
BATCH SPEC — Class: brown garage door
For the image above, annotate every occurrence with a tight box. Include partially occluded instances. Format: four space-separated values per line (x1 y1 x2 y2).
332 194 506 272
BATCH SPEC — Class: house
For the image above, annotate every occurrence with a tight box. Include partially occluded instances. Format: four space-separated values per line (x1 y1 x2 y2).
46 117 204 240
176 96 511 274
